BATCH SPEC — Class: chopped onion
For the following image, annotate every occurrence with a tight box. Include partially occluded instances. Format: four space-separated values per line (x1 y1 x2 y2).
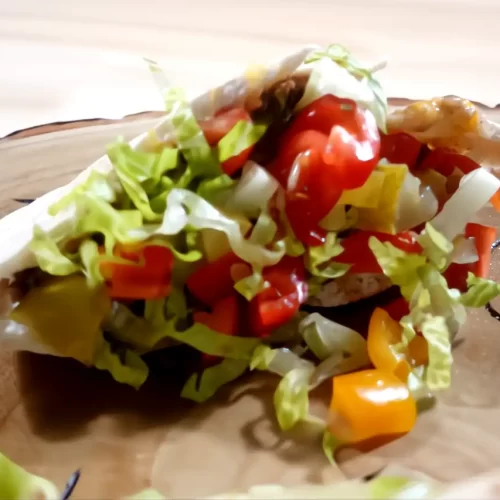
225 161 279 218
396 172 438 232
451 236 478 264
431 168 500 241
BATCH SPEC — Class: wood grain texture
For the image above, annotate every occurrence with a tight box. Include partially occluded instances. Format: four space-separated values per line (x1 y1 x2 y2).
1 0 500 137
2 117 500 498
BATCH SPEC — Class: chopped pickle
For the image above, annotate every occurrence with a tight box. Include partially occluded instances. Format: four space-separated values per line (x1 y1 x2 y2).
10 275 111 364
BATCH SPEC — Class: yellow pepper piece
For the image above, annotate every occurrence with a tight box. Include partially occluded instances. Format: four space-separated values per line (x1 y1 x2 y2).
10 275 111 364
354 164 408 234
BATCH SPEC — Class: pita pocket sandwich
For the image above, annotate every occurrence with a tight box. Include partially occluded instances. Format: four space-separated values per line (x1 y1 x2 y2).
1 43 500 461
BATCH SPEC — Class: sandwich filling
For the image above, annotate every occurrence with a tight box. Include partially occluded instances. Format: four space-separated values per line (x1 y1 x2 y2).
3 44 500 452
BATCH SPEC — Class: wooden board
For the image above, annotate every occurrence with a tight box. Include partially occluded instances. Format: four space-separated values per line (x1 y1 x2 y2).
2 115 500 498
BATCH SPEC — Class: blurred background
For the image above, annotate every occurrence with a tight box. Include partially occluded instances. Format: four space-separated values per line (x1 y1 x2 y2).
1 0 499 137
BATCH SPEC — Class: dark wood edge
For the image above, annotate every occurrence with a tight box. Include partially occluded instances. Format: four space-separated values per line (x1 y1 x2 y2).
3 111 165 141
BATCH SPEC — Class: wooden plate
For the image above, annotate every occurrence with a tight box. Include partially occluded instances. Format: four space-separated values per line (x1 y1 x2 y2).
2 114 500 498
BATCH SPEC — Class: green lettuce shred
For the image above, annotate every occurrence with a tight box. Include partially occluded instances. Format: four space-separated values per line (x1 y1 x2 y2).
273 367 313 431
249 345 277 371
461 272 500 307
306 232 350 280
369 237 463 391
0 453 59 500
368 237 427 301
93 340 149 389
233 269 266 301
181 358 250 403
322 430 341 466
30 225 79 276
417 222 453 272
217 121 267 163
107 140 178 221
163 87 221 179
158 189 285 267
304 44 388 132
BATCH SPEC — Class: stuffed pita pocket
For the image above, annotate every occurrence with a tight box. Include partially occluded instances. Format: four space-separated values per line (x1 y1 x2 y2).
1 44 500 450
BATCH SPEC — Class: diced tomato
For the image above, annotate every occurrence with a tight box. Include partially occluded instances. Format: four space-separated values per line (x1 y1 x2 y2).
379 132 423 170
273 130 329 187
249 256 308 337
274 130 341 246
381 297 410 322
466 223 497 278
419 147 480 177
323 106 381 190
271 96 381 245
198 107 255 176
100 244 174 300
186 252 242 306
194 295 239 366
283 95 358 137
284 95 381 190
335 231 422 274
444 223 497 291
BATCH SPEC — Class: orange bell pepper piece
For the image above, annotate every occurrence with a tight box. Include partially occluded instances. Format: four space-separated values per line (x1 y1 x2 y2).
100 243 174 300
193 295 240 366
328 369 417 444
367 307 428 382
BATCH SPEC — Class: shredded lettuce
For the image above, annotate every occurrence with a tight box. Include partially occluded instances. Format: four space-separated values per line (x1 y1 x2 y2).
78 239 105 287
93 340 149 389
158 189 286 267
0 453 59 500
127 489 165 500
430 168 500 241
250 345 277 371
30 225 79 276
196 174 236 206
322 430 341 466
299 313 367 361
225 162 279 218
49 170 118 215
107 140 178 221
234 269 266 301
368 237 426 300
106 303 260 360
369 235 463 391
163 87 221 179
165 320 261 359
73 195 144 253
417 223 453 272
396 173 438 233
306 232 350 280
273 366 313 431
181 358 250 403
303 44 388 132
419 315 452 390
217 121 267 163
461 272 500 307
